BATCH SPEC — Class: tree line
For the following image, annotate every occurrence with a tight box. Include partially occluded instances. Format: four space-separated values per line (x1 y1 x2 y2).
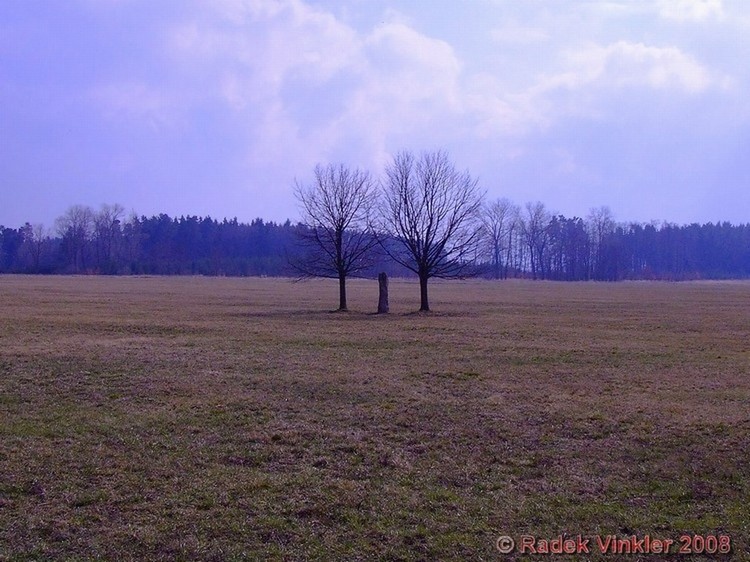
291 150 750 310
2 151 749 293
478 201 750 282
0 206 298 277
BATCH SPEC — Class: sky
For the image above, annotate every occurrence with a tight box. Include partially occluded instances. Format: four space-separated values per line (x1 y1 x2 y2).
2 0 749 230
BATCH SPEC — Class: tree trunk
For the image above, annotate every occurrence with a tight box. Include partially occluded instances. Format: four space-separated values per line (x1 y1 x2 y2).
419 273 429 312
377 272 389 313
338 273 347 311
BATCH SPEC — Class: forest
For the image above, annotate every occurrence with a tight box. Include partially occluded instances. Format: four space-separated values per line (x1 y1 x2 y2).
2 201 748 281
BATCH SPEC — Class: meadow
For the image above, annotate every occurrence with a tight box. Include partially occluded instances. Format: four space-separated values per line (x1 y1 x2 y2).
1 275 748 561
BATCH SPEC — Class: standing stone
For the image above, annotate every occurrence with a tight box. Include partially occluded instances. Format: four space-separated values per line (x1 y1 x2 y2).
377 272 389 314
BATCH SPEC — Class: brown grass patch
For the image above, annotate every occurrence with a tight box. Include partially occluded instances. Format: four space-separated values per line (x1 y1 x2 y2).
1 276 749 560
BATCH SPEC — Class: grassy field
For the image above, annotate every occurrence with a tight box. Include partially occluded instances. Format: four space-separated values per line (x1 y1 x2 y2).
1 275 749 561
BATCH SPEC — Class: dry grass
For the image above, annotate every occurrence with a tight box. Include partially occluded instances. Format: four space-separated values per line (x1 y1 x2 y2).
1 275 749 561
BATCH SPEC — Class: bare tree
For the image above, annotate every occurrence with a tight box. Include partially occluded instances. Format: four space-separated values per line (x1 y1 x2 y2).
293 163 378 311
56 205 94 273
93 203 125 273
21 223 48 272
520 201 551 280
587 206 615 279
379 150 484 311
481 198 519 279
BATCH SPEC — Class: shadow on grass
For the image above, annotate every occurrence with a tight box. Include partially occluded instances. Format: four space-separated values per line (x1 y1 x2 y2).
227 309 463 319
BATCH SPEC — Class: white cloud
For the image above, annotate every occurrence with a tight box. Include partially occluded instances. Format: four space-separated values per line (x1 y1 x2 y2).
160 0 370 172
464 39 722 137
5 0 750 228
167 0 363 95
361 21 462 113
102 1 736 179
162 1 469 172
268 17 466 170
657 0 724 22
560 41 713 93
465 73 548 136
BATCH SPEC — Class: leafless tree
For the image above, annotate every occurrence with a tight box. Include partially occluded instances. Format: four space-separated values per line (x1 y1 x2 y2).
55 204 94 272
293 163 378 311
481 197 519 279
93 203 125 273
520 201 551 280
21 223 48 272
587 206 615 279
379 150 484 311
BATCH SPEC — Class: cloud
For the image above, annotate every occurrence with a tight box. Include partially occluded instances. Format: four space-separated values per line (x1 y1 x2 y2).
358 21 462 119
465 73 548 136
559 41 713 93
167 0 362 99
161 1 469 174
657 0 724 22
89 0 739 164
4 0 749 228
157 0 367 176
328 20 464 164
463 39 721 139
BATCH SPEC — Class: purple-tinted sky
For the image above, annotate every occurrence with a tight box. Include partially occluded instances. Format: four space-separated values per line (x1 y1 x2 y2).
2 0 749 229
